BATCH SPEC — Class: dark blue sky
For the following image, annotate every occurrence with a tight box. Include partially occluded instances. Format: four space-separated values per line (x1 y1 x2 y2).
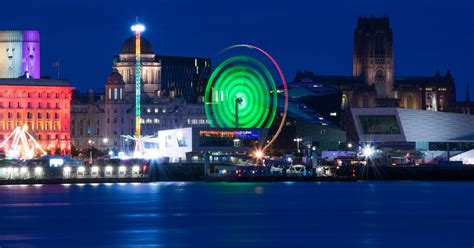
2 0 473 99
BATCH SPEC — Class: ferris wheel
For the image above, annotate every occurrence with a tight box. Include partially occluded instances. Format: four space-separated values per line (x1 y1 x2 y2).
204 44 288 151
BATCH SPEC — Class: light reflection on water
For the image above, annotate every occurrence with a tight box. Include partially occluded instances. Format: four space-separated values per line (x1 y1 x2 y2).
0 182 473 248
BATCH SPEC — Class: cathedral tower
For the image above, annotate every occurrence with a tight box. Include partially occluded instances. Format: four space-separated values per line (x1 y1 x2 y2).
353 17 395 99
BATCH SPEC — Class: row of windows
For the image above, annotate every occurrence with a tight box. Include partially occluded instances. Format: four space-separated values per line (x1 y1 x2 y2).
1 112 61 119
0 121 62 131
0 92 67 99
108 88 123 100
0 102 64 109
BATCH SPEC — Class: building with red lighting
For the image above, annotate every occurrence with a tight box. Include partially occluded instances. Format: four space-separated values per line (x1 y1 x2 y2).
0 78 74 155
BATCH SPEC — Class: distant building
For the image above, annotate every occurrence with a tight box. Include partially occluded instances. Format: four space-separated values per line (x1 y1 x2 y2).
112 36 210 103
0 30 40 79
351 107 474 155
0 78 74 154
457 83 474 115
293 17 457 112
271 83 347 152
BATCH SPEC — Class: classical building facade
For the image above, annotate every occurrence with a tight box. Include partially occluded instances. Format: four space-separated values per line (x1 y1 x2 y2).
292 17 457 113
112 36 210 103
0 79 74 154
71 37 210 151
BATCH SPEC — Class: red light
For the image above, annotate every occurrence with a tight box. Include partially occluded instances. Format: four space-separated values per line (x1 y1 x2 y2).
143 165 148 172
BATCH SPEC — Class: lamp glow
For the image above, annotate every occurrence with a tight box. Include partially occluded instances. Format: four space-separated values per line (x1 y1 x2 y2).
363 146 374 158
131 24 145 32
254 150 264 159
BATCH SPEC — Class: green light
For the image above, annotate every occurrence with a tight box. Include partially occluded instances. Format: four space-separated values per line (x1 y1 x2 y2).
204 56 277 128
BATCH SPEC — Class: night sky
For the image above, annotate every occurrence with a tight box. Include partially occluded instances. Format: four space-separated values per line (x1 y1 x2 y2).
1 0 473 99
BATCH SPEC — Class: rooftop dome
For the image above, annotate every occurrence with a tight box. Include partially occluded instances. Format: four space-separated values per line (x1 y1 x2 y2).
105 70 125 85
120 36 154 54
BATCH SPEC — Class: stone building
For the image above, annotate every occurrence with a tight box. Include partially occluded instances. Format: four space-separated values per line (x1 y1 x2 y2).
71 37 210 152
0 78 74 154
293 17 457 113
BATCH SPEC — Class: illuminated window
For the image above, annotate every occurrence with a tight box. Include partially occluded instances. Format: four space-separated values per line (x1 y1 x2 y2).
119 88 123 99
114 88 118 99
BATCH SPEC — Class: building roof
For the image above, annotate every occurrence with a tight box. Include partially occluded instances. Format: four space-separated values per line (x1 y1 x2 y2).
0 78 70 87
105 70 125 85
120 36 154 54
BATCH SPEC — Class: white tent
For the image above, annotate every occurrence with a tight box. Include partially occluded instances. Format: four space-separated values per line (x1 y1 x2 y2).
450 149 474 165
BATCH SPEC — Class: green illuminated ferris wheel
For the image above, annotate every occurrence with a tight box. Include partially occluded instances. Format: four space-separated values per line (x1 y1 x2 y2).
204 44 288 150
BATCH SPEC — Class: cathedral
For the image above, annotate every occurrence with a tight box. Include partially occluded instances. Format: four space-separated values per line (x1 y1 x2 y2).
293 17 457 113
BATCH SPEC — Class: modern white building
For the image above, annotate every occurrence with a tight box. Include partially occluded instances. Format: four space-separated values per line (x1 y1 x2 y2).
351 107 474 151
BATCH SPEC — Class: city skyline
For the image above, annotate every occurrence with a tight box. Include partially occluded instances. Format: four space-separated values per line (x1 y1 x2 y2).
1 0 472 99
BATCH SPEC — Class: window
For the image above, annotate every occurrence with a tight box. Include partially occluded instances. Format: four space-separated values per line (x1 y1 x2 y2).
406 94 414 109
16 112 21 118
54 113 59 119
108 88 112 99
362 95 369 108
358 115 401 134
38 113 42 119
46 113 51 119
27 112 33 119
119 88 123 99
341 94 348 110
114 88 118 99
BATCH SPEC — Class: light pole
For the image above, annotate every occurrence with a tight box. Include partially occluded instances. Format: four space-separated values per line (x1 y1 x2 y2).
235 97 243 128
87 139 94 164
102 137 109 149
131 21 145 155
293 138 302 153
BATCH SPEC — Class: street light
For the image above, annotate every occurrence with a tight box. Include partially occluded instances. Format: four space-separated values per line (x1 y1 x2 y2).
293 138 303 153
88 139 94 164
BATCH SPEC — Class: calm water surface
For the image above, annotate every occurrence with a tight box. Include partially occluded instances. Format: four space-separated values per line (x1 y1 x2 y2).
0 182 473 248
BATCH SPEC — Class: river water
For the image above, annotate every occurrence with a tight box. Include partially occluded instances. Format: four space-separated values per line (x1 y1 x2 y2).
0 182 473 247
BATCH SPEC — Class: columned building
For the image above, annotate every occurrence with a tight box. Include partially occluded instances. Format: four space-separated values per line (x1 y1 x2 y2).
71 36 211 152
112 36 210 103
